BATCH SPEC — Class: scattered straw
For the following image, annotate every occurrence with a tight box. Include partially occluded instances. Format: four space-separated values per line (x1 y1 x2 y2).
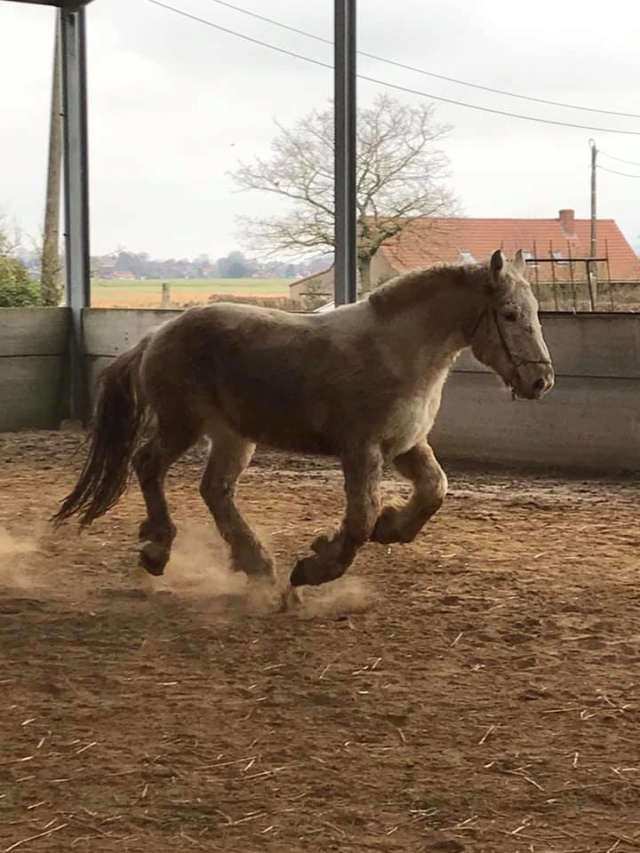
4 822 68 852
505 769 545 792
478 724 499 745
179 831 205 847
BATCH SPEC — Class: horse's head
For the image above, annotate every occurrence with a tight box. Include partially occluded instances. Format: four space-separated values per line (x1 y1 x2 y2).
470 249 554 401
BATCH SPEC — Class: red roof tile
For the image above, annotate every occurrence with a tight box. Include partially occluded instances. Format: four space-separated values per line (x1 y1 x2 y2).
379 211 640 282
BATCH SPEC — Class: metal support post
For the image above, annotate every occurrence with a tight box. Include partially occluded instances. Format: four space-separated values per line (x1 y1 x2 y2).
334 0 357 306
60 5 91 421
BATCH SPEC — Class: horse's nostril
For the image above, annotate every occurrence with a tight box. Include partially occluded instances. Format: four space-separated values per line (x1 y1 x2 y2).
533 377 546 394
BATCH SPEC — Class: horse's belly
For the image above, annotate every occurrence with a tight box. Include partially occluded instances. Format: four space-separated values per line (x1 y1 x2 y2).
221 398 339 456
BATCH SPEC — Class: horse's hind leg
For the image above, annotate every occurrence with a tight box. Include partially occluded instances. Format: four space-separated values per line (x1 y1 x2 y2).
133 419 199 576
290 445 382 588
371 440 447 545
199 426 275 580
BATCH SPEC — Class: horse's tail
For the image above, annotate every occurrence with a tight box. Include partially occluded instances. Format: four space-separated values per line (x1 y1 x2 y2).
52 333 152 529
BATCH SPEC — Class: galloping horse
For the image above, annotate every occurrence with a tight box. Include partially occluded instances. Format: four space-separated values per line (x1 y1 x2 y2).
53 250 553 600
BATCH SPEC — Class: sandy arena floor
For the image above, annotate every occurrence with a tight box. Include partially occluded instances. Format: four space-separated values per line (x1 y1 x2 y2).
1 431 640 852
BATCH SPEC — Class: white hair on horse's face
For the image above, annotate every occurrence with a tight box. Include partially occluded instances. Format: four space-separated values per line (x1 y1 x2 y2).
471 250 554 401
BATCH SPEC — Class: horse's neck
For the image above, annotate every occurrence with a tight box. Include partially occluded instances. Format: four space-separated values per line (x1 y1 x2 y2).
365 266 485 387
395 285 480 378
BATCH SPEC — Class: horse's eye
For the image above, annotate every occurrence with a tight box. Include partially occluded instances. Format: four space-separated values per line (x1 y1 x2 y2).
503 311 517 323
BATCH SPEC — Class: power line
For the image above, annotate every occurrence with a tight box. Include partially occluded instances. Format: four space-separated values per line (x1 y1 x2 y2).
598 164 640 179
205 0 640 121
146 0 640 137
147 0 331 70
598 150 640 167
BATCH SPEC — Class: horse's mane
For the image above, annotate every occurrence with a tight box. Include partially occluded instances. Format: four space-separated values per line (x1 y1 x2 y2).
368 262 490 318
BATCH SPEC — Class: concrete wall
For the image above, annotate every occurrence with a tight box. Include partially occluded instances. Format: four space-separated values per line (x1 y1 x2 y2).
83 308 172 393
431 314 640 473
3 307 640 475
0 308 70 430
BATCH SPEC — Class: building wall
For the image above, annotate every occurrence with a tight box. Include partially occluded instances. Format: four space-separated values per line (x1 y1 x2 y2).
289 267 335 303
3 307 640 476
369 251 399 287
289 253 399 302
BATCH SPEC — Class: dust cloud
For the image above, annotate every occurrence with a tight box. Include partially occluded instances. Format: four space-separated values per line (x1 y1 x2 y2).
0 528 39 589
297 575 375 619
137 520 375 617
166 521 247 597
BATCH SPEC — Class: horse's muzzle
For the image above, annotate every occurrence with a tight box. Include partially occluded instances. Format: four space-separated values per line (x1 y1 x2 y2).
513 363 554 400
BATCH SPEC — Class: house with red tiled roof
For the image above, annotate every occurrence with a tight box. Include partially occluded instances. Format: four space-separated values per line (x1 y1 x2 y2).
289 209 640 303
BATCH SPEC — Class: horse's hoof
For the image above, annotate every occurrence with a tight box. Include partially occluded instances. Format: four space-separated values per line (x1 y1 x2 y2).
139 542 168 577
370 509 401 544
290 555 317 587
279 586 303 612
291 553 346 586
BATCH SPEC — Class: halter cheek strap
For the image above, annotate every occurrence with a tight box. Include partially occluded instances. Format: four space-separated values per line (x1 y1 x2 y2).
490 310 553 371
469 308 552 398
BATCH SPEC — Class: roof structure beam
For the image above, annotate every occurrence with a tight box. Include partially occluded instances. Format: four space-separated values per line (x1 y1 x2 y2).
4 1 94 7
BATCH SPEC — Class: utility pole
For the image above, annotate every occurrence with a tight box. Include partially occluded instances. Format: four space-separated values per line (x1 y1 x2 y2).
41 17 63 307
589 139 597 309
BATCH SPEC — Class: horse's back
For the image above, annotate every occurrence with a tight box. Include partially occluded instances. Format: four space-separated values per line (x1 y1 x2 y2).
137 300 431 456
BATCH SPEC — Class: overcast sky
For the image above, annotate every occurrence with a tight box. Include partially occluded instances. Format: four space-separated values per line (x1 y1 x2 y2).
1 0 639 260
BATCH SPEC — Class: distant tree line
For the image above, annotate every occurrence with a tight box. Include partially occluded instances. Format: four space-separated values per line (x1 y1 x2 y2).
93 249 331 281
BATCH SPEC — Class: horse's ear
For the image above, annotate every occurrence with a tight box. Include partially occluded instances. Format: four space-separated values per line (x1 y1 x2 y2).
513 248 526 275
489 249 504 280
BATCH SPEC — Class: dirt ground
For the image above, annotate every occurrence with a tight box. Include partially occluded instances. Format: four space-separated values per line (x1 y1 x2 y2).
1 432 640 852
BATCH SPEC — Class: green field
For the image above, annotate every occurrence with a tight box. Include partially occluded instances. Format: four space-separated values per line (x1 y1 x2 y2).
91 278 291 306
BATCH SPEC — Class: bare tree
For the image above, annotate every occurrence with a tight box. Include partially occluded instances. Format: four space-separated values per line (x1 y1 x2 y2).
232 94 456 292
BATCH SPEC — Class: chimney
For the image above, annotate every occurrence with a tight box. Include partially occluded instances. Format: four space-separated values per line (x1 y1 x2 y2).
558 208 575 236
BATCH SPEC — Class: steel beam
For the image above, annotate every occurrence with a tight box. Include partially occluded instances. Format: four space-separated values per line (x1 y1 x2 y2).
60 4 90 422
333 0 357 306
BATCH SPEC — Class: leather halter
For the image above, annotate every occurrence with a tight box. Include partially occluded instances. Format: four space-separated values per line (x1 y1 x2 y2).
470 307 552 397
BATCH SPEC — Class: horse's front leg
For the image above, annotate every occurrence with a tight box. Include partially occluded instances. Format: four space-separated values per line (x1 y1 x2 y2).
371 440 447 544
289 445 382 588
